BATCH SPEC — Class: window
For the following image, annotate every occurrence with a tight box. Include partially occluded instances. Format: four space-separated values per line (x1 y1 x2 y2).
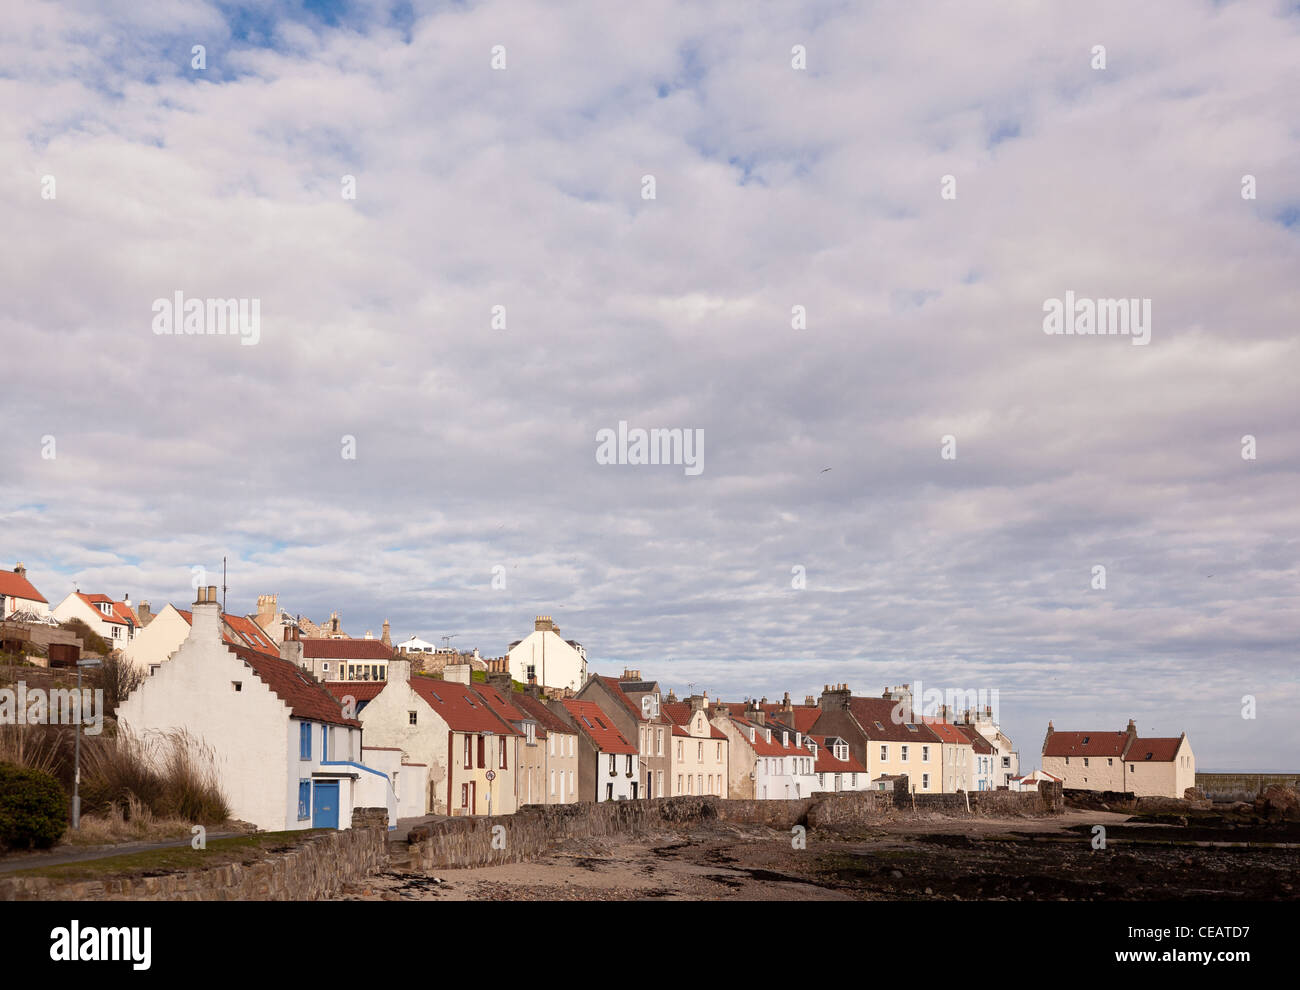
568 769 573 792
1083 757 1089 767
677 774 683 792
818 773 825 787
625 754 633 774
568 736 574 756
657 730 664 756
299 722 311 760
550 769 556 795
461 783 469 808
321 725 329 761
149 664 160 676
477 735 486 768
606 782 614 800
298 780 310 820
922 773 930 789
609 754 616 775
880 745 887 762
677 740 683 761
409 711 418 725
322 662 329 673
549 734 555 756
901 745 909 762
463 735 472 769
922 745 930 762
716 742 722 761
850 773 856 786
1107 758 1113 766
1002 757 1010 767
697 741 703 761
232 681 242 692
500 739 508 770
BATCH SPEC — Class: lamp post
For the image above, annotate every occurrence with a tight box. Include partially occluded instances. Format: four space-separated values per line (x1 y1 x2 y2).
72 656 103 830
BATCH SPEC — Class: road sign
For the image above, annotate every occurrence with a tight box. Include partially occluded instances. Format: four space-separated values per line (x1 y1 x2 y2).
485 770 496 781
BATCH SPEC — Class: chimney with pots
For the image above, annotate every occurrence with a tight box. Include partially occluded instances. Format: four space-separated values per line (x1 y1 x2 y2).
14 562 26 578
191 585 221 644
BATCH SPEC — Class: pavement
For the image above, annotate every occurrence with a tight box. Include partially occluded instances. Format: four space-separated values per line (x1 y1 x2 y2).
0 830 240 874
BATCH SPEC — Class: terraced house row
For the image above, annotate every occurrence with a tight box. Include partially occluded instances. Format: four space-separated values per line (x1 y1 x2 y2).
7 565 1192 833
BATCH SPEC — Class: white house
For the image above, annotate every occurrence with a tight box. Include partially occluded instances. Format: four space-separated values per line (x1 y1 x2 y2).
559 699 638 801
396 635 437 654
809 735 870 793
506 615 587 693
117 587 395 831
0 563 51 621
122 604 281 676
51 592 140 649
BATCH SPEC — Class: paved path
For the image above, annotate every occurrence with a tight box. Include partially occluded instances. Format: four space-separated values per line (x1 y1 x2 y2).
0 831 239 874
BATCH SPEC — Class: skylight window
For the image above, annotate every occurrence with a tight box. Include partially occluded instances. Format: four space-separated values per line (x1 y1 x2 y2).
905 724 918 732
874 721 884 730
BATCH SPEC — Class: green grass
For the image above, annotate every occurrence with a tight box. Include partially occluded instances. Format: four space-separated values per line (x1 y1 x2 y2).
11 830 330 881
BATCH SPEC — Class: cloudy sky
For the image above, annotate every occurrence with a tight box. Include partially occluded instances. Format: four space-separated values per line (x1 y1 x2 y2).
3 0 1297 770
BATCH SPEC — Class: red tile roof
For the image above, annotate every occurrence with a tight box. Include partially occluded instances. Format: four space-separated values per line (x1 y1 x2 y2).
78 593 137 626
233 647 359 728
726 714 802 756
410 678 520 735
1042 730 1129 758
594 675 648 722
921 719 974 746
562 699 636 755
660 703 729 739
811 736 867 773
512 692 576 737
956 723 995 754
177 609 282 660
0 570 47 603
323 681 387 703
848 696 940 743
302 639 395 660
471 683 529 726
1127 737 1183 762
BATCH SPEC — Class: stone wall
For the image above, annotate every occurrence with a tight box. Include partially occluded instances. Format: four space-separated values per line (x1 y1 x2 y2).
403 787 1060 871
0 808 391 902
1196 772 1300 803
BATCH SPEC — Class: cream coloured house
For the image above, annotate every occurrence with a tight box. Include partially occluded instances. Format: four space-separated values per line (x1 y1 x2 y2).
506 615 586 693
662 697 728 797
1042 719 1195 798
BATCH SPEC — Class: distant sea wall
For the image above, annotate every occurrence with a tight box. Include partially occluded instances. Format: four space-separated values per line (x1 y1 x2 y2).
1197 772 1300 802
402 786 1061 871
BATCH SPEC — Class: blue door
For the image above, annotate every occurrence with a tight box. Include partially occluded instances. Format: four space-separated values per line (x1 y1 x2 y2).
312 780 339 829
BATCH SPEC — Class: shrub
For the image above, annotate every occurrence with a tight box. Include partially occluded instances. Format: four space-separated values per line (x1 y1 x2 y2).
0 762 68 849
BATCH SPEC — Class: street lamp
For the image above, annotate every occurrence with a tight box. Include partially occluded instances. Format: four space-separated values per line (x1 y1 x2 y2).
72 656 102 830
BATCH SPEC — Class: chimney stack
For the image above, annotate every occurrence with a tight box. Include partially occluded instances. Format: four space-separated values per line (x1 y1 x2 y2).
389 659 411 684
191 585 221 643
14 562 26 578
381 619 391 648
445 663 471 685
